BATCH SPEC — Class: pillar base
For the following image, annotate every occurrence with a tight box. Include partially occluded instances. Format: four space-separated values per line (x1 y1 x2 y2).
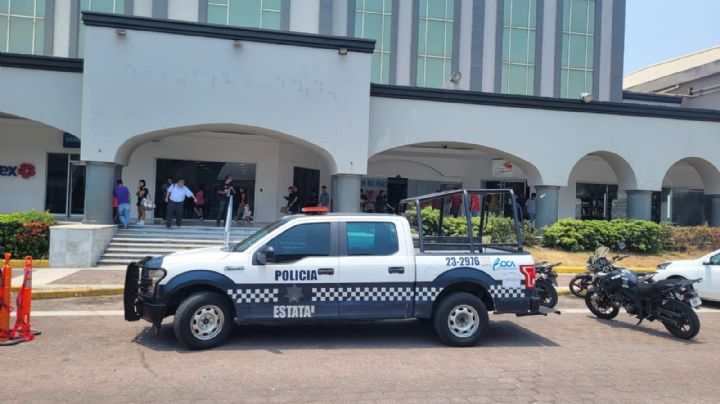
535 186 559 229
626 190 654 221
83 161 121 225
332 174 362 213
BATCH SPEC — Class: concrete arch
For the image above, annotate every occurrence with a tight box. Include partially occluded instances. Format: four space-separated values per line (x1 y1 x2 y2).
113 123 338 174
565 150 638 190
661 157 720 195
369 142 544 186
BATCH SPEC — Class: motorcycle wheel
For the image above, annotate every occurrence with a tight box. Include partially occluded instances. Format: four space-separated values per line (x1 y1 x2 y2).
585 291 620 320
569 275 589 298
660 300 700 339
536 279 558 308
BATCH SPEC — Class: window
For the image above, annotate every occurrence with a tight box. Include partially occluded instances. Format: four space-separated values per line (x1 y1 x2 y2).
78 0 126 57
355 0 392 84
267 223 331 263
347 222 399 256
0 0 46 54
710 253 720 266
560 0 595 98
501 0 536 95
416 0 454 88
207 0 281 29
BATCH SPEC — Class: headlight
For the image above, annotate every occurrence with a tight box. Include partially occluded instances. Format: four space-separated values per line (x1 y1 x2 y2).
656 262 670 270
146 268 166 295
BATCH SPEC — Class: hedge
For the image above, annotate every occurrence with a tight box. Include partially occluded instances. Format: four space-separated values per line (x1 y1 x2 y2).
404 207 539 246
541 219 663 253
0 211 57 259
660 225 720 252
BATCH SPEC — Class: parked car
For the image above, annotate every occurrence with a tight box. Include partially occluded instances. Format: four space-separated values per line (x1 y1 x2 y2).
654 250 720 302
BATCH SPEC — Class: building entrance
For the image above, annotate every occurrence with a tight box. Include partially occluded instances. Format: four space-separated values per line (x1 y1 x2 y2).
45 153 86 218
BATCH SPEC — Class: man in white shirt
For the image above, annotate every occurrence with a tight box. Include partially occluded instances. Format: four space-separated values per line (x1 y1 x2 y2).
164 179 197 228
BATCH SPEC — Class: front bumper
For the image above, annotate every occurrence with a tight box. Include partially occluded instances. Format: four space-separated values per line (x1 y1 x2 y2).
124 260 166 325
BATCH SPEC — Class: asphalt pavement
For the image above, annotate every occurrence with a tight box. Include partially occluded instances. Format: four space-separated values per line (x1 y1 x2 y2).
3 295 720 403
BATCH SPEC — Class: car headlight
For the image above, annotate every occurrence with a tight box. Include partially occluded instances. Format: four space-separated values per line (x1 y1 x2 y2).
656 262 670 270
146 268 166 295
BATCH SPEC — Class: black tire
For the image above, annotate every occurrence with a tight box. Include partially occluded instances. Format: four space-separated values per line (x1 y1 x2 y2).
173 292 234 350
433 292 489 347
569 275 589 298
536 279 558 308
660 299 700 339
585 291 620 320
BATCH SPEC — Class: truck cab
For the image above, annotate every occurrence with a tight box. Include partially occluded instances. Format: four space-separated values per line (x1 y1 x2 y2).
125 189 552 349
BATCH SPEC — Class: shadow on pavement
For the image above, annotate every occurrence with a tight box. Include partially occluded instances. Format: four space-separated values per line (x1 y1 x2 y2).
132 318 560 352
588 316 704 345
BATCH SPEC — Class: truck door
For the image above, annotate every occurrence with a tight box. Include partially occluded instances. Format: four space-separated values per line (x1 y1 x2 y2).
338 221 414 319
243 221 339 321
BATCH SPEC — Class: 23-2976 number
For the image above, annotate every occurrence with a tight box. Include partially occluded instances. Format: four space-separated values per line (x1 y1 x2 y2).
445 256 481 267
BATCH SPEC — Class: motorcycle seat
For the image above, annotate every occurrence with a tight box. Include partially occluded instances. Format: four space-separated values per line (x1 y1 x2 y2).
636 279 676 296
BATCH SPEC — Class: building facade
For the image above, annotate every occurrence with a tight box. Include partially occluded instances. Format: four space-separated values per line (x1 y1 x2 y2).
1 0 719 228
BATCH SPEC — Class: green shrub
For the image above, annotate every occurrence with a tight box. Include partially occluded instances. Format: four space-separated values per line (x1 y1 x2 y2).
0 211 57 259
403 206 537 246
542 219 662 253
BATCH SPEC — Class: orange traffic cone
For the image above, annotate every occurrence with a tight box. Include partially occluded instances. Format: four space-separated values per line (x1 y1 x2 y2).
9 257 35 342
0 253 11 342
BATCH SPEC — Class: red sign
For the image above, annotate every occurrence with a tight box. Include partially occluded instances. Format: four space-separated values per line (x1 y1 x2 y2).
0 163 36 179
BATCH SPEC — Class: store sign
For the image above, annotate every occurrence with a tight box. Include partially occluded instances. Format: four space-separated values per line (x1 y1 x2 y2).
0 163 36 179
63 132 81 148
492 159 515 178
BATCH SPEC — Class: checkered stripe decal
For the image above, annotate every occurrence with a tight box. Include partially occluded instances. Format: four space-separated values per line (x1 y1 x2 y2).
228 288 279 303
489 284 525 299
311 287 443 302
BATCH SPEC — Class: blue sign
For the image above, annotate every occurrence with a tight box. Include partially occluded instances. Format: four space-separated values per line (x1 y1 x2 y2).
63 132 81 149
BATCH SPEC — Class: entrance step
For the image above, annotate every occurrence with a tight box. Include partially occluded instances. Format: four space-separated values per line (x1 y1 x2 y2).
97 224 261 266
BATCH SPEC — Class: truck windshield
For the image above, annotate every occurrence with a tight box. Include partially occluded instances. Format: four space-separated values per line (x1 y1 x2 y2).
232 218 289 252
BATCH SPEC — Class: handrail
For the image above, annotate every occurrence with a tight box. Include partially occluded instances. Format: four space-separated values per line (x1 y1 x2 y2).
224 195 233 248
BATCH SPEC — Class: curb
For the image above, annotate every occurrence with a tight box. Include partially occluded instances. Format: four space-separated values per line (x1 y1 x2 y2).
8 259 49 268
12 287 124 300
555 267 655 274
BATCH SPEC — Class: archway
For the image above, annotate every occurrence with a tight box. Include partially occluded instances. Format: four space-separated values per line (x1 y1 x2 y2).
563 151 638 220
660 157 720 226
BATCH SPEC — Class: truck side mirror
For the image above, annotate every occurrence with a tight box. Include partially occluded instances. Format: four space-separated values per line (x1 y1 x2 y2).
255 246 275 265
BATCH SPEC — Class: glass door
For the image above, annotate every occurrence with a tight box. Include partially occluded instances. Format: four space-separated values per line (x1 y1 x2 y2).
68 159 86 216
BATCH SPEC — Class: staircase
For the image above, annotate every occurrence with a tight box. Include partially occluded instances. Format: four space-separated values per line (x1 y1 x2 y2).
97 224 260 266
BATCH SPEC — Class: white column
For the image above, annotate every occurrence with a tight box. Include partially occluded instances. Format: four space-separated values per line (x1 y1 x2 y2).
457 0 473 90
167 0 199 22
540 0 557 97
597 0 614 101
134 0 153 17
53 0 72 57
290 0 320 33
481 0 498 92
332 0 348 36
394 0 413 86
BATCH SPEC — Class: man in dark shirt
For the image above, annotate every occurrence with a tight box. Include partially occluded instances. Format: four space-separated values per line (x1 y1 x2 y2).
216 175 236 226
288 186 300 214
113 179 131 229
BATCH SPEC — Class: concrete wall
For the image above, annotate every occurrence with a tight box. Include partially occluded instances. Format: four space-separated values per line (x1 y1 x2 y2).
49 224 115 267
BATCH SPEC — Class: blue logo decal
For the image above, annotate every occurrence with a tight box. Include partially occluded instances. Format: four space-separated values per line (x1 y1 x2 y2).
492 258 517 271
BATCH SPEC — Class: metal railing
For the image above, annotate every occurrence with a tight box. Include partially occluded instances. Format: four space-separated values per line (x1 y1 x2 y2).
224 195 233 248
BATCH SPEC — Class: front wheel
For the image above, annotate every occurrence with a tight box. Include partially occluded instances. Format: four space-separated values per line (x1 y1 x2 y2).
569 275 589 298
660 299 700 339
585 291 620 320
536 279 558 308
433 292 489 347
173 292 234 350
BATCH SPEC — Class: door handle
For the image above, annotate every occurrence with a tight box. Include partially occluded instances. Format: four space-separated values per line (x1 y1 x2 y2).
388 266 405 274
317 268 335 275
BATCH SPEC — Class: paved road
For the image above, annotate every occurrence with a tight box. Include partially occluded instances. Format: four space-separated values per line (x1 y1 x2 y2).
3 296 720 403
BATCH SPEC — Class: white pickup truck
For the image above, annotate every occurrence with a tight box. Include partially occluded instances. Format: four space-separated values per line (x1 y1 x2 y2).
125 189 554 349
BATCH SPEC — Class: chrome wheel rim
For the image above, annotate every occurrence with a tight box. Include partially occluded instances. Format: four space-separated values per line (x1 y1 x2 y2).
190 305 225 341
447 304 479 338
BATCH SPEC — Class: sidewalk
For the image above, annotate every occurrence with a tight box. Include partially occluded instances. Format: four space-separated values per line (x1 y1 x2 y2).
11 266 125 299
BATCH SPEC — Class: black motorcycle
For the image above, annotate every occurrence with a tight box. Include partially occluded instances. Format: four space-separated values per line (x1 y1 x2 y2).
569 247 628 298
585 268 702 339
535 262 560 308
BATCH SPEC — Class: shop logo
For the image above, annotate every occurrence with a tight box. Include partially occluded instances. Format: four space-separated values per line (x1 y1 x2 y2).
0 163 36 179
492 258 517 271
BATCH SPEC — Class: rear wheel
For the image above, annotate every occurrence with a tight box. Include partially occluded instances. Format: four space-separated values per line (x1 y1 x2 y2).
173 292 234 350
433 292 489 347
660 299 700 339
585 291 620 320
569 275 589 298
536 279 558 308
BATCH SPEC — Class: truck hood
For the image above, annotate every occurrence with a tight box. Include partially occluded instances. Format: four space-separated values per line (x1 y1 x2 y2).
161 246 233 267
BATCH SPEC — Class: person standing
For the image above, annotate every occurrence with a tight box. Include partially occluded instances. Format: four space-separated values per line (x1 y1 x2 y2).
526 193 537 222
136 179 149 225
449 187 462 217
233 186 248 222
288 185 300 214
374 190 387 213
165 179 197 228
114 179 131 229
470 193 481 217
319 185 330 208
160 177 173 223
194 185 205 221
216 175 236 226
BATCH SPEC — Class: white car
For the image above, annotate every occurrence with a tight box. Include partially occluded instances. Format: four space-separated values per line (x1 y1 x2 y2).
654 250 720 302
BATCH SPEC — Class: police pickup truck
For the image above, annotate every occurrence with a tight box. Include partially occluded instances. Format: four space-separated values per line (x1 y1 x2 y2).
125 189 554 349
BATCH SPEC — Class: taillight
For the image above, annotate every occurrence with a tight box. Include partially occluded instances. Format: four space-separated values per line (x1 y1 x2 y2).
520 265 536 288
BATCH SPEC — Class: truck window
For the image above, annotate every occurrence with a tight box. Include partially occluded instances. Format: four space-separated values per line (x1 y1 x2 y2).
346 222 399 256
267 223 331 263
